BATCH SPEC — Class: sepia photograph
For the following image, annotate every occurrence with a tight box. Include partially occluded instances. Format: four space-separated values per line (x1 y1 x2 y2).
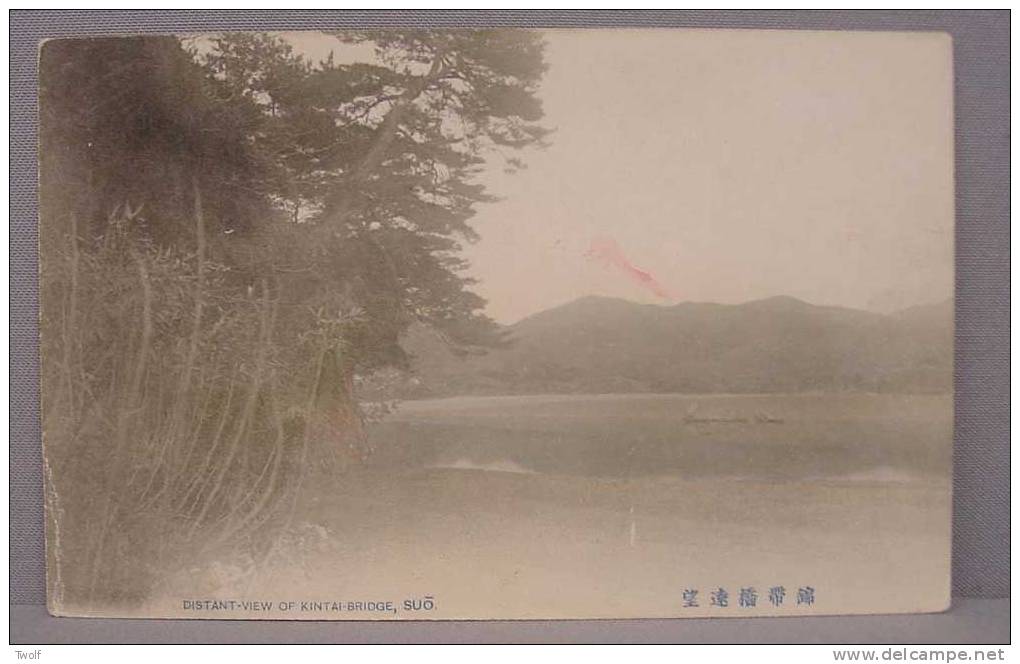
38 27 954 620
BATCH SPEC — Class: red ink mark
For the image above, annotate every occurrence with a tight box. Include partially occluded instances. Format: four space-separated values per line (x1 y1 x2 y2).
584 237 675 300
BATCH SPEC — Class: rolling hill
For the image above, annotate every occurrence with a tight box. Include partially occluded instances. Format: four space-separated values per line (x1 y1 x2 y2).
394 295 953 397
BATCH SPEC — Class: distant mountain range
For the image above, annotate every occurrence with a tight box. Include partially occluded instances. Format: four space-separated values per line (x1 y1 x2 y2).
395 295 953 397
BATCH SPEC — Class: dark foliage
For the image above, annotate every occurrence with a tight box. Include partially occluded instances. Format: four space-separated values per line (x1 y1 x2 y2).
39 31 548 611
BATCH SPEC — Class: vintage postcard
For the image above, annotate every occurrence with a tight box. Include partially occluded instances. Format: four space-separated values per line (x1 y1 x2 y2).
39 28 953 619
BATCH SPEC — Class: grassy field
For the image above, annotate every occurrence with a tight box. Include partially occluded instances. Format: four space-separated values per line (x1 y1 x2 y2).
144 393 952 619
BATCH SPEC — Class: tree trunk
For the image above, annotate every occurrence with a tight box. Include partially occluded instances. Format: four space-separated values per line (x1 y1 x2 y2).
306 344 366 473
323 50 446 235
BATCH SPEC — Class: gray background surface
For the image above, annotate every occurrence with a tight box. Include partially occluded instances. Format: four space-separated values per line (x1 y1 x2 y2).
10 10 1009 643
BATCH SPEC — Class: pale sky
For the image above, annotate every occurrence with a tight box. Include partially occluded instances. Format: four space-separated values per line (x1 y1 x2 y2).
282 29 954 323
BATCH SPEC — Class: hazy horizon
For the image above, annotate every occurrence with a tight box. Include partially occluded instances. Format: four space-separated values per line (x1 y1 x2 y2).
40 29 955 622
501 290 953 327
281 29 954 324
